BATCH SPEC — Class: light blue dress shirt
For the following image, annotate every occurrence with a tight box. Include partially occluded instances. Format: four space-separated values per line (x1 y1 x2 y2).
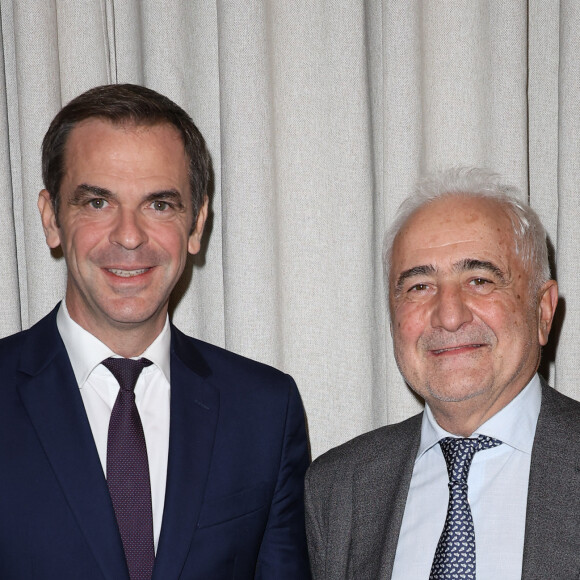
391 374 541 580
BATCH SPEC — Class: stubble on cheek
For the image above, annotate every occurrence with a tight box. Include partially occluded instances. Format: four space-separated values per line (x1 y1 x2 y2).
422 347 492 403
392 322 497 403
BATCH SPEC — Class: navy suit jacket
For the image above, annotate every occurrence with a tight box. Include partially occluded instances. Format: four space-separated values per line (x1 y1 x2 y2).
0 306 311 579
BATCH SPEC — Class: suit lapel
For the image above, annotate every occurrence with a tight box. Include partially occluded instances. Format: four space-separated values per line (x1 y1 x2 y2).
153 326 220 579
350 416 421 579
17 309 128 580
522 380 580 579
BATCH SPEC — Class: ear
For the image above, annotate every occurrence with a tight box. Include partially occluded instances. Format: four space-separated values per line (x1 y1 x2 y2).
188 195 209 255
37 190 62 249
537 280 559 346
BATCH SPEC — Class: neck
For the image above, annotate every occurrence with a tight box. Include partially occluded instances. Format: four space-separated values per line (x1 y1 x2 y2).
95 330 158 358
427 373 534 437
429 385 527 437
431 411 483 437
64 303 165 358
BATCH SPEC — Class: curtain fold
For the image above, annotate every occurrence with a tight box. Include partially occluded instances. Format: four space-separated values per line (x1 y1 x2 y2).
0 1 577 457
0 0 22 335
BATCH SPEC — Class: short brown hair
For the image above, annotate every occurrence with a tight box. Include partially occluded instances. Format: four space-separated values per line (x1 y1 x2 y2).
42 84 210 221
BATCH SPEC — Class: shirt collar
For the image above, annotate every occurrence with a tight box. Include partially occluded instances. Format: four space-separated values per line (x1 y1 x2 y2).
417 373 542 461
56 301 172 386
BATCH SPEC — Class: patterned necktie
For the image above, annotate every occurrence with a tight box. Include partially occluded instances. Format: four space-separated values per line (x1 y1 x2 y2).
429 435 502 580
103 357 155 580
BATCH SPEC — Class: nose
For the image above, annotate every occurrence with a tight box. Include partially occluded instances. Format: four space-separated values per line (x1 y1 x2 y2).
430 283 473 331
108 208 148 250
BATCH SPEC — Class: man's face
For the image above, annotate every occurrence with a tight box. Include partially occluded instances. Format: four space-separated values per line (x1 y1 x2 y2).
38 118 207 343
389 196 557 430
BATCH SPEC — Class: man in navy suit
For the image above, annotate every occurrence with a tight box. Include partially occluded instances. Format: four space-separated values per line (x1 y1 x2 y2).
0 84 310 579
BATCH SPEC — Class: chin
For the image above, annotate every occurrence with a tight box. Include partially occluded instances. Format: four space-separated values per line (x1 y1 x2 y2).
102 301 163 327
426 382 488 403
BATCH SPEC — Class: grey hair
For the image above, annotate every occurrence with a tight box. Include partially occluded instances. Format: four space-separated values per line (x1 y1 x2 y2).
382 166 551 295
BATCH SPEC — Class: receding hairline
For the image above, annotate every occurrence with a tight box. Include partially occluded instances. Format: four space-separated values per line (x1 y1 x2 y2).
394 190 516 235
41 83 211 223
64 116 187 149
60 117 190 176
388 192 529 287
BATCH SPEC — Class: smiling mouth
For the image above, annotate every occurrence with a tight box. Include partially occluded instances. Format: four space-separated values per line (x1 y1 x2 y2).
431 344 485 355
107 268 150 278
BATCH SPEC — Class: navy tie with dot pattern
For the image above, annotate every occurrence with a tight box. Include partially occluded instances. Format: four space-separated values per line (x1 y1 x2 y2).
103 357 155 580
429 435 502 580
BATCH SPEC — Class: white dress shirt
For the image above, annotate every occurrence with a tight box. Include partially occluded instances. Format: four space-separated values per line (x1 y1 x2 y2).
391 374 541 580
56 302 171 552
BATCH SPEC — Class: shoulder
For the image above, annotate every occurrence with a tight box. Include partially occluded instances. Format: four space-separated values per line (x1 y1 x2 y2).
0 331 27 376
170 324 299 398
307 413 422 485
0 308 60 366
0 326 28 354
538 378 580 430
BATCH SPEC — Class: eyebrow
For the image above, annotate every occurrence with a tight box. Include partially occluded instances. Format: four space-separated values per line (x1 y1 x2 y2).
395 265 436 293
394 258 507 293
69 184 186 210
69 183 114 204
142 189 186 210
454 258 507 283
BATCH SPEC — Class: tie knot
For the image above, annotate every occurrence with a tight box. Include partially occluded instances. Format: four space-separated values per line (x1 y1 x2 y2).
102 357 153 392
439 435 502 483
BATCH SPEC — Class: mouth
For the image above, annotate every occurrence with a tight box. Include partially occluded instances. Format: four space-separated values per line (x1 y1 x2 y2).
430 344 486 356
106 268 151 278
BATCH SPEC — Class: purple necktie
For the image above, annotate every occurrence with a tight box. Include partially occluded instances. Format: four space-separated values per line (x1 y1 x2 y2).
103 357 155 580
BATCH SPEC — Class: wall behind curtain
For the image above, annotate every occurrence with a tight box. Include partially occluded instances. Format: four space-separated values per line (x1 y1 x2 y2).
1 0 578 459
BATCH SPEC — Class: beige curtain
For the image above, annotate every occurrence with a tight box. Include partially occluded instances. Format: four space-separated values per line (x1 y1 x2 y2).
1 0 578 459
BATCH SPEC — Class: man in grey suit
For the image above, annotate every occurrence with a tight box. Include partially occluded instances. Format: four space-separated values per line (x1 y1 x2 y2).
305 167 580 579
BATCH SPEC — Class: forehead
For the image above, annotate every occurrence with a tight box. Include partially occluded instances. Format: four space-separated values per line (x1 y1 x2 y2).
63 118 188 177
391 196 519 276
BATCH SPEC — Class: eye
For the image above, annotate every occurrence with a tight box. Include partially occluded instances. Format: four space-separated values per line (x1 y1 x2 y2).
469 277 491 286
409 283 430 292
151 200 171 211
467 277 496 294
88 198 108 209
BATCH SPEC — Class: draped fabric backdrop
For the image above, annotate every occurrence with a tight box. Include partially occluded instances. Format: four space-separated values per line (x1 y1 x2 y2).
1 1 578 459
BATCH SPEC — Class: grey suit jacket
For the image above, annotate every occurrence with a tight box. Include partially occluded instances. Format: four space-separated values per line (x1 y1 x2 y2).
305 380 580 579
